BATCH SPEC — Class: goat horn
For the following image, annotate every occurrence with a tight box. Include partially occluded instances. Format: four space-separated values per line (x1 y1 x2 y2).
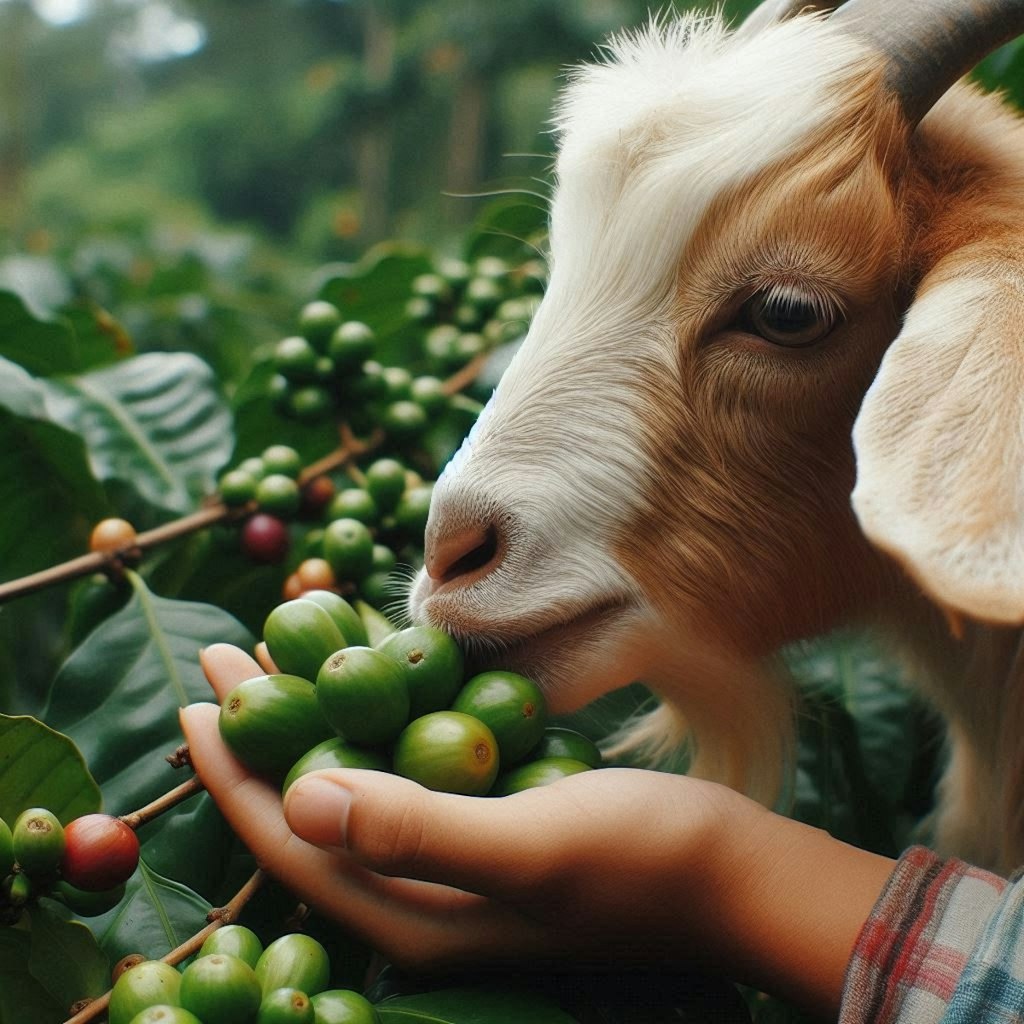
830 0 1024 125
735 1 844 37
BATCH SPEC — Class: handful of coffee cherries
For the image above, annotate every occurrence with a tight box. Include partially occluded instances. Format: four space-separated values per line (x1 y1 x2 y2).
218 591 603 799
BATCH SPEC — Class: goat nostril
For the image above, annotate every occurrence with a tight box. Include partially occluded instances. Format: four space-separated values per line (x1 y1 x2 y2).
427 524 501 584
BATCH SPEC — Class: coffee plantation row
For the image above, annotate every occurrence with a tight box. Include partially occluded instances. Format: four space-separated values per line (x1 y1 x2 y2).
0 200 934 1024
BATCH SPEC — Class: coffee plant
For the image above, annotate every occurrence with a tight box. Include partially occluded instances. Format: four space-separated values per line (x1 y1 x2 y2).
0 199 936 1024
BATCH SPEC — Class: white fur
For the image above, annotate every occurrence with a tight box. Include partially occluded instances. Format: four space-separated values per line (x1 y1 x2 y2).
411 15 878 799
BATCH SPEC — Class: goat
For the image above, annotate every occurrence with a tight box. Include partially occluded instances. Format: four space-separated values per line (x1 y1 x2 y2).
409 0 1024 874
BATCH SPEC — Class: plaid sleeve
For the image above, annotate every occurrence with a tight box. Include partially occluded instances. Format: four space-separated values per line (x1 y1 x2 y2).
839 846 1015 1024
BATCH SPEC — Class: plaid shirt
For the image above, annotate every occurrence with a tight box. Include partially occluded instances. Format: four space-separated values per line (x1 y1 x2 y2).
839 846 1024 1023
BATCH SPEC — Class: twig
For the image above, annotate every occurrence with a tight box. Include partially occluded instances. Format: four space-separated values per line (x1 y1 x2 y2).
119 775 205 831
0 352 486 606
62 869 268 1024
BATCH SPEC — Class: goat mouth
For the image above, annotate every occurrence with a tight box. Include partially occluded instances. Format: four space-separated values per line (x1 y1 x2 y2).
460 598 633 675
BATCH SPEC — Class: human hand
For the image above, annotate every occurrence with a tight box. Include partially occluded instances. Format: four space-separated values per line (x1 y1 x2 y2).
180 644 894 1017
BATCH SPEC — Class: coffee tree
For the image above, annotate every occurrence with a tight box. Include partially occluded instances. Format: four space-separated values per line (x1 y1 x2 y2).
0 199 936 1024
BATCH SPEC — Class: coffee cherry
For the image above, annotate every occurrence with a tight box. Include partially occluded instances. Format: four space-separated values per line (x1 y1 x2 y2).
465 276 503 312
127 1008 202 1024
13 808 65 878
60 813 140 891
299 590 369 646
261 445 302 479
268 374 291 411
423 324 460 366
256 475 301 518
287 386 332 422
295 558 335 592
323 519 374 581
241 514 290 564
274 336 319 383
264 599 348 682
283 738 388 795
298 300 342 351
393 712 499 796
364 459 407 513
300 476 335 518
411 273 452 304
282 573 304 601
112 954 147 984
219 469 258 507
493 756 592 796
358 571 392 608
371 543 397 574
4 872 31 907
53 879 127 916
255 934 330 997
392 485 433 539
438 257 471 290
237 457 267 481
328 322 375 371
405 296 435 323
378 626 465 719
0 818 13 877
317 647 410 746
451 671 547 764
529 727 603 768
199 925 264 968
382 366 413 401
383 400 428 440
410 376 447 414
257 988 314 1024
310 990 380 1024
108 960 182 1024
89 518 137 554
180 953 262 1024
328 488 377 525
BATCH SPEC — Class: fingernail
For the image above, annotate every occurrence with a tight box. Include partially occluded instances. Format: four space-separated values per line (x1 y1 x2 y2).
284 776 352 847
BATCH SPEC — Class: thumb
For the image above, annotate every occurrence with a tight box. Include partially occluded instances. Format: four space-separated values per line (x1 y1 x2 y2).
284 769 561 898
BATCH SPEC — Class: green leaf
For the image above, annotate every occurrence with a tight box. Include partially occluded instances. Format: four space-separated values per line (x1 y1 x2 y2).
0 290 76 375
44 573 252 816
377 986 578 1024
0 926 65 1024
319 245 434 367
0 356 47 418
0 408 111 582
89 858 212 964
26 904 108 1009
0 715 102 825
41 352 234 514
60 299 135 371
464 199 547 263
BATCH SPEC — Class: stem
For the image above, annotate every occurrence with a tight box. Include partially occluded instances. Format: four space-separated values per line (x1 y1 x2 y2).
0 353 484 606
119 775 205 830
62 869 268 1024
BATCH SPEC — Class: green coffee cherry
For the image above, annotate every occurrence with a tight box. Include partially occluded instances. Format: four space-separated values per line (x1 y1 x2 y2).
323 519 374 582
275 336 320 383
529 727 602 768
298 590 369 647
311 989 381 1024
255 934 330 997
108 960 182 1024
370 544 397 574
328 322 375 370
438 257 471 290
423 324 460 366
411 273 452 304
409 376 448 414
451 671 547 764
53 880 126 917
298 301 342 351
0 818 13 877
317 647 410 746
363 459 407 514
383 401 428 440
256 474 301 517
258 988 315 1024
358 572 392 608
493 757 592 796
288 386 332 422
12 808 65 878
283 738 388 795
219 469 258 506
328 489 378 525
382 366 413 401
219 675 334 778
392 485 432 539
179 953 262 1024
405 296 435 323
199 925 264 968
377 626 464 719
5 872 31 907
127 1009 202 1024
237 457 267 481
393 712 499 796
262 445 303 479
264 599 349 682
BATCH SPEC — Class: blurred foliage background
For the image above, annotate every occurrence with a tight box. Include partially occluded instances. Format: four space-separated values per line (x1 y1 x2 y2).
0 0 768 376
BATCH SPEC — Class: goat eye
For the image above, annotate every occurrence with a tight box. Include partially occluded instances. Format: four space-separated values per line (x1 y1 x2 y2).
742 291 838 348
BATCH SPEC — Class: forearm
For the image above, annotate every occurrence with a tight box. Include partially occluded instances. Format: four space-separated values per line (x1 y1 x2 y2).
707 804 895 1019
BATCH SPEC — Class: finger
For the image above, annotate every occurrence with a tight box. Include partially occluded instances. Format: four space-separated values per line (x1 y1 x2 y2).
284 768 568 899
200 644 264 702
180 703 542 966
254 641 280 674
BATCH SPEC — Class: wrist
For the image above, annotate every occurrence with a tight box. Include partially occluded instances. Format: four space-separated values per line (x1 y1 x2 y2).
702 795 895 1017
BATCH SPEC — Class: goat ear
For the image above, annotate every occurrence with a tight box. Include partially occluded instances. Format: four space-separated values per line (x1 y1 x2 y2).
851 257 1024 624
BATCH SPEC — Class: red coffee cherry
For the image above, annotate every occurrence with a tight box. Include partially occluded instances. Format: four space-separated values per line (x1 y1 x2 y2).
60 814 140 891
